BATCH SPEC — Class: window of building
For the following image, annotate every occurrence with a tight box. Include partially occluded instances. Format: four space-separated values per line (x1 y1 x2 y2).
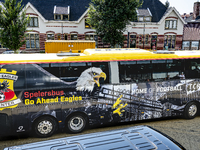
55 15 61 20
54 14 69 21
85 19 91 29
47 34 54 40
63 15 69 20
145 34 148 44
191 41 199 50
164 35 176 49
139 35 143 44
182 41 200 50
64 34 68 40
85 34 95 40
182 41 190 50
129 34 137 48
165 20 177 29
71 34 78 40
28 17 38 27
57 34 61 40
26 34 39 49
151 35 157 49
138 17 144 22
145 17 151 22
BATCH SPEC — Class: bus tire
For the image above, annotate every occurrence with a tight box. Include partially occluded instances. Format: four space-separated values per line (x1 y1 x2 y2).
66 113 87 134
33 116 57 138
184 102 198 119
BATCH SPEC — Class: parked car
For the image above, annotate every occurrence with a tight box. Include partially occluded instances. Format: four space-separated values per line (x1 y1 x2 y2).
4 125 185 150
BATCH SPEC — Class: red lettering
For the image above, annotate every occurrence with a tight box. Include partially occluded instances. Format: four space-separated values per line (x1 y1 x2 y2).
60 90 64 95
48 91 52 96
24 90 65 99
30 93 33 99
41 92 44 97
52 90 55 96
34 92 38 97
24 92 29 98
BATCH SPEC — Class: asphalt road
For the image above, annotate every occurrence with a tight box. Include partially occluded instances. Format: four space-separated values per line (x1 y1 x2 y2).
1 116 200 150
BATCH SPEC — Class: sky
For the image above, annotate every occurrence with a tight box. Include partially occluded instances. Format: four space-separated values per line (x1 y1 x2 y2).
159 0 198 14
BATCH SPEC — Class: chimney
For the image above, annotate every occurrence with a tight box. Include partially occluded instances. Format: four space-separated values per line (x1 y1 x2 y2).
193 2 200 19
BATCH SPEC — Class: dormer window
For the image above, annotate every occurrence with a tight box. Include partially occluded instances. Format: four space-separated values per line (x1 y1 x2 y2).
55 15 61 20
54 6 70 21
139 17 144 22
137 8 152 22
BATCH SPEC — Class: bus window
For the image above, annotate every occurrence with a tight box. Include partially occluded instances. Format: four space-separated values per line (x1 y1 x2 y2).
166 60 185 79
60 63 88 82
25 64 64 89
119 61 152 83
152 60 167 81
1 64 26 90
185 59 200 78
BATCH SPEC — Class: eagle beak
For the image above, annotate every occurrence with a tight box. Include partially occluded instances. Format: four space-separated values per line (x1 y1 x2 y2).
93 72 106 87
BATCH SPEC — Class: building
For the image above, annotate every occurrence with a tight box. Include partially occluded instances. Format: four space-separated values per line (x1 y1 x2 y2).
182 1 200 50
0 0 185 52
129 0 185 50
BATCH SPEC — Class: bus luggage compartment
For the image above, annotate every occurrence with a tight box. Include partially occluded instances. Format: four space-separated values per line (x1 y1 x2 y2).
4 125 185 150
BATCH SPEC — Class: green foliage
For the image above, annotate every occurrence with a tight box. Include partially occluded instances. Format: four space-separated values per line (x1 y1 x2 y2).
0 0 30 52
87 0 141 47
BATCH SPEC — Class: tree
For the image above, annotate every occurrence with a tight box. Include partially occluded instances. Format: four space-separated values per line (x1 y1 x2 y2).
0 0 30 52
87 0 141 47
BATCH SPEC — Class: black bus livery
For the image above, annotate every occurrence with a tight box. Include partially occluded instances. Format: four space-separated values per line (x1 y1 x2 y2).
0 49 200 138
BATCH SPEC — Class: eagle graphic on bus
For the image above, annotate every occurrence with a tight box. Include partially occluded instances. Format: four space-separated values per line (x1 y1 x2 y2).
75 67 106 92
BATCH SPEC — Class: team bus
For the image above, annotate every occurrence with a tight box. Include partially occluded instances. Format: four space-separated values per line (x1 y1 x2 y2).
0 48 200 138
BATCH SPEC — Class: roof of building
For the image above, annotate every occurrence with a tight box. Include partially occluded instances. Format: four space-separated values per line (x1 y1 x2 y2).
139 0 167 22
137 8 152 17
0 0 167 22
54 6 69 15
0 0 91 21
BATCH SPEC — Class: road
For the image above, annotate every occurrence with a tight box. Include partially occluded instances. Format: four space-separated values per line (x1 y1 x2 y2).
1 116 200 150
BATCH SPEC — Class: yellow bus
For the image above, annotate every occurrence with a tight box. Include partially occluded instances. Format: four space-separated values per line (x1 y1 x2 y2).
0 48 200 138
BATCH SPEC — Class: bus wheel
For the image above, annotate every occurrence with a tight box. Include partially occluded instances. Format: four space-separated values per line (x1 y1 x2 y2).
33 116 57 138
66 114 87 133
184 102 198 119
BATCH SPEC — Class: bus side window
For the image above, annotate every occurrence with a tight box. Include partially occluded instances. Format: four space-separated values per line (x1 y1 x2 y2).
1 64 26 90
119 61 152 83
185 59 200 79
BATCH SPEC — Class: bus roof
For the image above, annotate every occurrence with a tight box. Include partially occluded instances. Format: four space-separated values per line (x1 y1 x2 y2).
1 49 200 64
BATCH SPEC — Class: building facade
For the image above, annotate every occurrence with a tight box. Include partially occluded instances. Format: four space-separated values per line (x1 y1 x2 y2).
182 1 200 50
0 0 185 52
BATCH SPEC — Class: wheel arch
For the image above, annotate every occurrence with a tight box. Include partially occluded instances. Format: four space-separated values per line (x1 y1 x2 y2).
32 114 59 130
65 111 89 125
183 100 200 119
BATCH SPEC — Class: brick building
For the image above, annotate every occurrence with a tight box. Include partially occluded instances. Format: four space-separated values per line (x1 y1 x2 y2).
0 0 185 52
182 1 200 50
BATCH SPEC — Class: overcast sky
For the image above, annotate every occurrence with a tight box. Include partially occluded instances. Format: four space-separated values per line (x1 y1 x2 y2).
159 0 198 14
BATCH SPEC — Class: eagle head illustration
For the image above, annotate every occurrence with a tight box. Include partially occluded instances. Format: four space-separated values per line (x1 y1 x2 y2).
76 67 106 92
